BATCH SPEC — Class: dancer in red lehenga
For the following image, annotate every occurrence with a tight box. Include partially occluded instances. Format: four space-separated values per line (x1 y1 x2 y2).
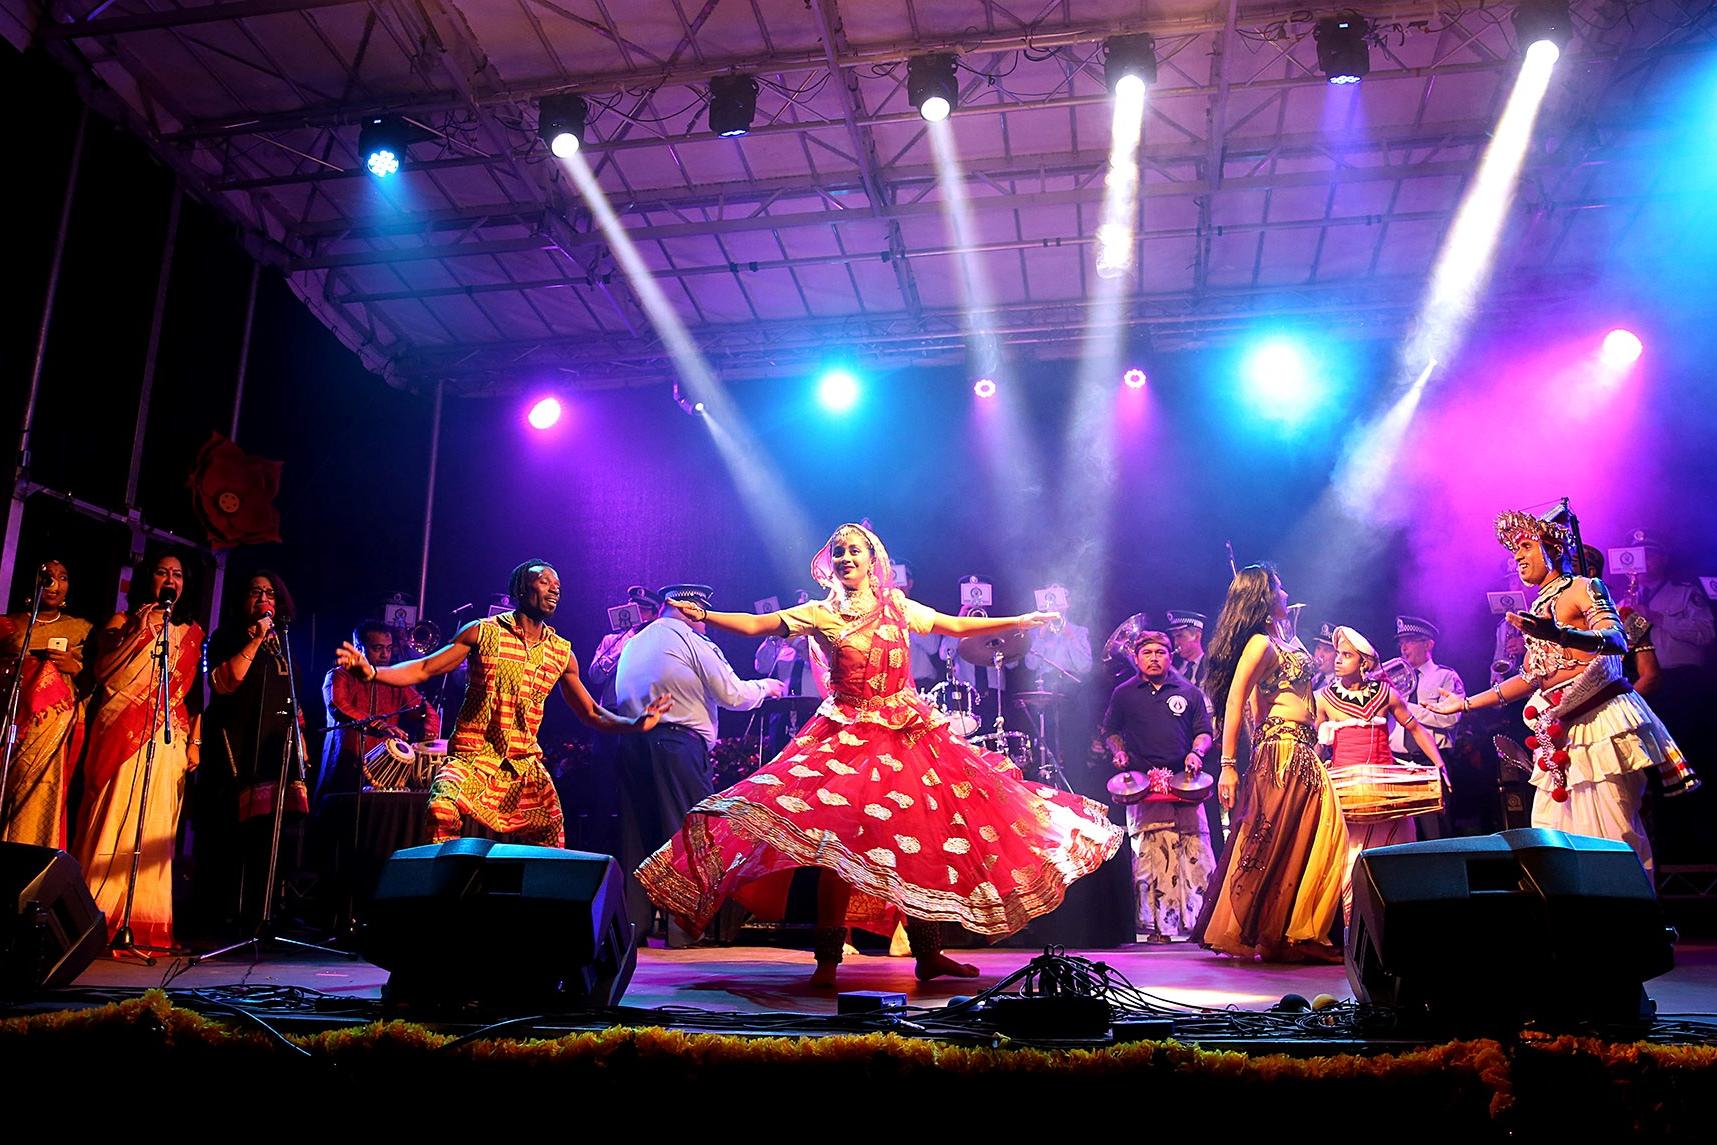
637 524 1123 986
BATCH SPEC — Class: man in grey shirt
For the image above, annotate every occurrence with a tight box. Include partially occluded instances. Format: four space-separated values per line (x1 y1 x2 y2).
612 584 782 946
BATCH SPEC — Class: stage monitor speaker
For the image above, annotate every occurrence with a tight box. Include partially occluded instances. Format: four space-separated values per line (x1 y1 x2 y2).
361 838 636 1012
0 843 106 994
1346 828 1673 1033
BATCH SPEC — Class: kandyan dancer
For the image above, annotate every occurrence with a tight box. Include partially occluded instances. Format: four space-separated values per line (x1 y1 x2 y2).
1425 510 1694 871
637 524 1122 986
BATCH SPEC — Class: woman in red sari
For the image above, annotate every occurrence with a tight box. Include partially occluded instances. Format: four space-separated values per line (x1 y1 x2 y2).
77 551 203 950
638 524 1122 986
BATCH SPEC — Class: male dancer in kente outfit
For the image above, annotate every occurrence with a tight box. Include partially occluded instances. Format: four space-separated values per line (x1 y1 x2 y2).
337 560 668 845
1426 511 1695 871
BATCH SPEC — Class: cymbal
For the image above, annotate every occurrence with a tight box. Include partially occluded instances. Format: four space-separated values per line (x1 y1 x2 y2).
1173 770 1215 799
956 627 1034 666
1012 691 1062 710
1105 770 1150 805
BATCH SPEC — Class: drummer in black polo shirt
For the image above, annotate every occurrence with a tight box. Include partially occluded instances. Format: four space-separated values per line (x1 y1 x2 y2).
1100 630 1216 942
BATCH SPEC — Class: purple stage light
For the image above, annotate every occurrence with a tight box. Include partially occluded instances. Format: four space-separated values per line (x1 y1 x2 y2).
973 377 997 398
1601 329 1643 368
527 396 563 430
1122 368 1147 389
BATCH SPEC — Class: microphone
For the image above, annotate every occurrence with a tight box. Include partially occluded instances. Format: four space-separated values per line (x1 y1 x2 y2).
157 584 179 610
36 563 52 584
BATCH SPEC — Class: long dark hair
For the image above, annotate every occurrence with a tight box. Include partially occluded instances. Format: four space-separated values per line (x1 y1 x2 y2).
1203 563 1282 717
127 546 198 627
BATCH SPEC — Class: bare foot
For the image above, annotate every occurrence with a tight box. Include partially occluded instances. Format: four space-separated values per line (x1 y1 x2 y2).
914 951 980 981
809 960 840 988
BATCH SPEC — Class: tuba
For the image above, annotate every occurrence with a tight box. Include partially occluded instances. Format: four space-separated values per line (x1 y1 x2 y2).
403 618 442 657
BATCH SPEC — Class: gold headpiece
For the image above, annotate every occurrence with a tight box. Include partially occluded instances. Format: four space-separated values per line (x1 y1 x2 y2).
1494 508 1572 555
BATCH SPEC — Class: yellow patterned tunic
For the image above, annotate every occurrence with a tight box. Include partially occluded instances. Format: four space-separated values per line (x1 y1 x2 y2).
430 612 571 846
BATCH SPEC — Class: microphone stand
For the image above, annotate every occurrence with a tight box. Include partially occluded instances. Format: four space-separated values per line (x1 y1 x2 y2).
197 620 350 963
0 577 50 833
111 599 177 964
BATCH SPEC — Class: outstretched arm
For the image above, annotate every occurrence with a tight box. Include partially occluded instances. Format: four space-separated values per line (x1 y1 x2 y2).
336 622 476 687
557 652 671 733
929 610 1058 637
663 598 788 638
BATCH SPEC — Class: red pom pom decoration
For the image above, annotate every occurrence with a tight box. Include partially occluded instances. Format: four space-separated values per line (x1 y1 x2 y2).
1546 690 1565 706
1524 705 1540 720
1552 787 1569 803
1524 735 1541 750
1546 721 1565 741
1552 749 1570 765
1537 758 1550 770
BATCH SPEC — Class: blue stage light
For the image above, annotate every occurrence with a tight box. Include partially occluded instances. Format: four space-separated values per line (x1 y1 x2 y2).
358 117 408 178
1243 339 1315 419
817 369 861 412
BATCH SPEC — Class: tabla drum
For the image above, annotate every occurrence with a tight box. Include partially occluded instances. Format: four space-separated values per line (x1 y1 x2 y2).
970 730 1033 770
928 680 981 736
1329 761 1445 823
362 739 416 791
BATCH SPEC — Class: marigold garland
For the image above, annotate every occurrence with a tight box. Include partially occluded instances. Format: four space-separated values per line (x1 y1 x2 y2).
8 995 1716 1133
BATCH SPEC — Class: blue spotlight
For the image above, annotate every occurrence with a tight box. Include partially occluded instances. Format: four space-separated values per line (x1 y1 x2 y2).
1243 339 1316 419
358 117 409 178
817 369 861 413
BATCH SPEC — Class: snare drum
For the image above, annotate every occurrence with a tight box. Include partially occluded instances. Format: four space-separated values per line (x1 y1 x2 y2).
970 730 1033 770
928 680 981 737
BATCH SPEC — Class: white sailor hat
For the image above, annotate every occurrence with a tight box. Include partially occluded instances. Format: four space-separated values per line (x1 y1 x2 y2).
1395 615 1439 641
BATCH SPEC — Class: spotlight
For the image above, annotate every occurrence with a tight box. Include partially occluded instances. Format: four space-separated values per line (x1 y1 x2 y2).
908 55 959 123
973 377 997 398
357 117 409 178
817 369 861 413
539 94 589 158
708 74 759 138
1104 33 1158 94
673 381 707 415
1601 329 1644 368
1243 339 1314 419
1314 16 1371 85
527 396 563 430
1122 368 1147 390
1513 0 1573 53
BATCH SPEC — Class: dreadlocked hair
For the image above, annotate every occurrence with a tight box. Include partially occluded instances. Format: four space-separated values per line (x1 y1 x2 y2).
1202 563 1282 719
509 559 556 606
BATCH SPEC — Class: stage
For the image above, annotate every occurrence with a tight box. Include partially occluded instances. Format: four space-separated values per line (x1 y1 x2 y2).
45 936 1717 1034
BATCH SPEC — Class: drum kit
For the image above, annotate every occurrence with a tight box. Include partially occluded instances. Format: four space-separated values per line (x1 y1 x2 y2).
920 626 1076 788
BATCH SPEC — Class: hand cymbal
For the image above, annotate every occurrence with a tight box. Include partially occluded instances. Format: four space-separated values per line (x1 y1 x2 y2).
956 628 1034 666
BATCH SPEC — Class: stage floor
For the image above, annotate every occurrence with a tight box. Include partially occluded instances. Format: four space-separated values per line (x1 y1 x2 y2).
63 937 1717 1021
